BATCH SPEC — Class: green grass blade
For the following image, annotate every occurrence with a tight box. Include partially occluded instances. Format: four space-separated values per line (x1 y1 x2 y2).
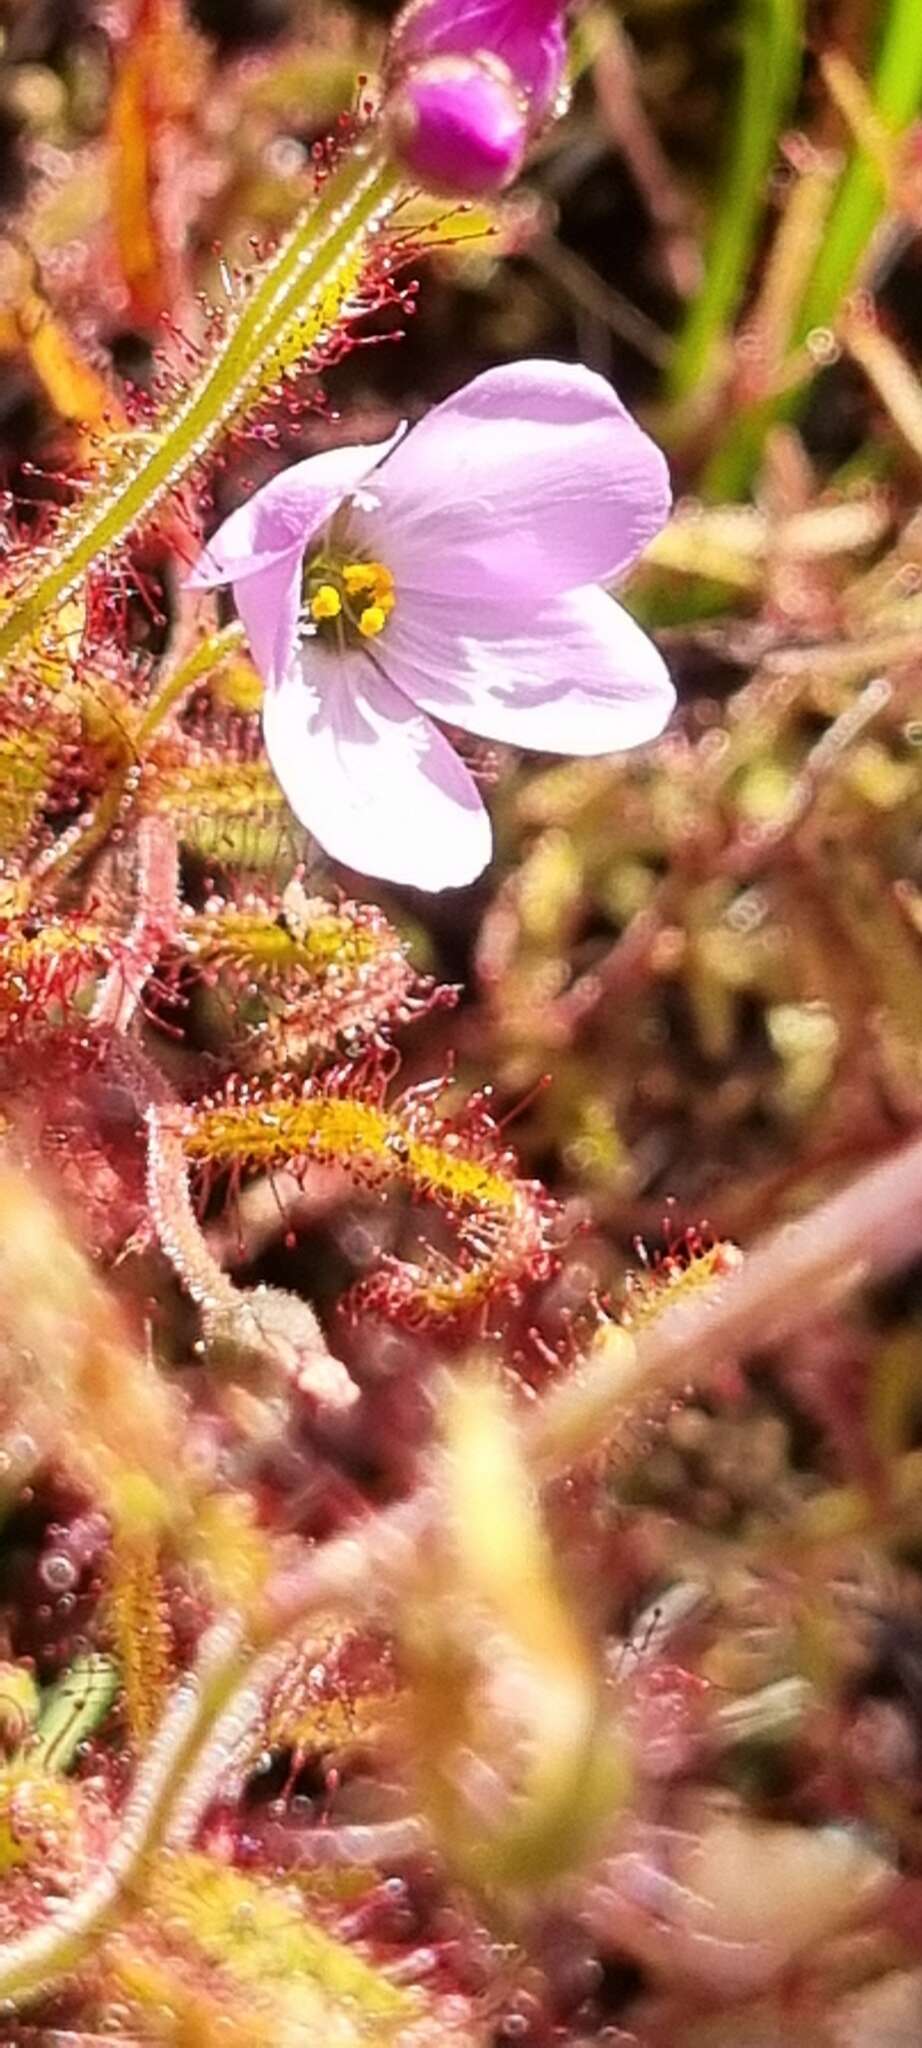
666 0 804 404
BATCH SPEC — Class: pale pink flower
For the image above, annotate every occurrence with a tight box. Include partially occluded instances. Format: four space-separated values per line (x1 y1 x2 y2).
190 360 674 890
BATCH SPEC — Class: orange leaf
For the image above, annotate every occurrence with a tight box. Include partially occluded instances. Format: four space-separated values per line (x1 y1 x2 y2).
108 0 204 326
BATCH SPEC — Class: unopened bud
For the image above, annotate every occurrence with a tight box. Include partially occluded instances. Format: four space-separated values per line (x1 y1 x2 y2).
386 0 567 131
385 55 527 196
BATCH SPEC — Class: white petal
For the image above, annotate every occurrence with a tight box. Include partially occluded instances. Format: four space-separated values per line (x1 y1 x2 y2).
359 359 671 602
376 585 675 754
262 654 492 890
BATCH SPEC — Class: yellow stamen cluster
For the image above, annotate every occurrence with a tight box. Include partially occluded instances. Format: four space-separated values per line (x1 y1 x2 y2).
307 558 395 641
309 584 342 622
344 560 395 639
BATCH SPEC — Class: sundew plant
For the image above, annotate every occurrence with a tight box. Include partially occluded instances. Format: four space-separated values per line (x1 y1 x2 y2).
1 0 922 2041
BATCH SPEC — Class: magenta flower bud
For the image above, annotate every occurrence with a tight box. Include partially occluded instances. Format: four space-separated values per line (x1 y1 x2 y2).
386 0 567 132
385 54 527 195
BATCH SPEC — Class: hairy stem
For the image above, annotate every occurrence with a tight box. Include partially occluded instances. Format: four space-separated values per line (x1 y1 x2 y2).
29 621 247 889
146 1107 357 1411
134 619 247 749
0 148 399 676
528 1129 922 1476
90 815 180 1032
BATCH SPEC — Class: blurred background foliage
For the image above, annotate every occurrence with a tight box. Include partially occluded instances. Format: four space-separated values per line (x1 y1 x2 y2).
1 0 922 1595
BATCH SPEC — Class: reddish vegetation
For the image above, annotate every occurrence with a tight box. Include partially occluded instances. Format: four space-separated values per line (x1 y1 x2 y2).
0 3 921 2044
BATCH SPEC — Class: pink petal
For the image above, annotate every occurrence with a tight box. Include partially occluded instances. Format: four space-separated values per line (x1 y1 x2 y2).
262 653 491 890
386 0 566 126
357 361 670 603
232 550 303 693
377 584 675 754
188 433 402 589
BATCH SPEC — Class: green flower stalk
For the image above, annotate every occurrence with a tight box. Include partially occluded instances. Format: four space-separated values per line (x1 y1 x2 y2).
0 145 400 677
0 0 574 684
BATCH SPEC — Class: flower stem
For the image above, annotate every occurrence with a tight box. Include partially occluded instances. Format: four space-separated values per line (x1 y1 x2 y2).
133 620 247 749
0 148 400 675
29 622 246 889
527 1128 922 1478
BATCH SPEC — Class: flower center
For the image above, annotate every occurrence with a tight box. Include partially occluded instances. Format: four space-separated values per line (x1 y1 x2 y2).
301 553 396 648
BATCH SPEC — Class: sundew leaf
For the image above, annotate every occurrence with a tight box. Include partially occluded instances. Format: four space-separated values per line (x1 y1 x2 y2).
30 1655 120 1773
141 1853 416 2041
105 1530 173 1748
0 731 55 858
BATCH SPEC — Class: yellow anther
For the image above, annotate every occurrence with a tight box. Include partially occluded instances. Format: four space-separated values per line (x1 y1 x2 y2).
305 559 395 641
344 559 394 601
309 584 342 622
342 561 376 596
